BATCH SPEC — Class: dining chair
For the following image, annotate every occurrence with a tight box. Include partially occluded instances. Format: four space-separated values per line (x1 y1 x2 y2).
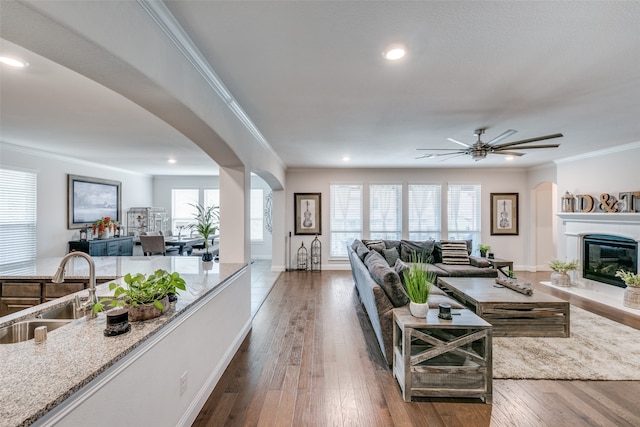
140 235 179 256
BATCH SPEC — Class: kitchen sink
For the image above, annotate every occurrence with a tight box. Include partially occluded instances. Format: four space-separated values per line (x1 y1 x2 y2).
38 300 81 320
0 319 72 344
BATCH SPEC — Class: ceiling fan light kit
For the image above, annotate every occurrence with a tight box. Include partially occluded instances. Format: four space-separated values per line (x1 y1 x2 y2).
417 128 563 162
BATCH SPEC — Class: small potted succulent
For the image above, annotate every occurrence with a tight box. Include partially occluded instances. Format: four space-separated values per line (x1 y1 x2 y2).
401 253 437 318
549 259 579 287
478 244 491 258
615 270 640 309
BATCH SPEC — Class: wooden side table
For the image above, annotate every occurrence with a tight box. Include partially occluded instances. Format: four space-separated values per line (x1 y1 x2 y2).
392 306 493 403
488 257 513 276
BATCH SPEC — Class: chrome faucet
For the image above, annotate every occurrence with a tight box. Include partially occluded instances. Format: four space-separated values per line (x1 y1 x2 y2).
52 251 98 320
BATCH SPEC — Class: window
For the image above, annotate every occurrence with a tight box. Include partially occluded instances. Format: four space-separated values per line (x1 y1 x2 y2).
204 189 219 209
250 188 263 241
448 184 481 249
369 184 401 240
330 184 362 257
408 184 441 241
171 189 198 234
0 168 37 267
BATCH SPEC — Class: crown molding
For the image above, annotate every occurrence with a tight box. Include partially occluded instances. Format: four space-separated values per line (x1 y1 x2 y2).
0 142 151 177
554 141 640 165
136 0 283 168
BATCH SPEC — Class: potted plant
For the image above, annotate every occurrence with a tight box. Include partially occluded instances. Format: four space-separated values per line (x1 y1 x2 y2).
478 244 491 258
549 259 579 287
187 202 220 262
401 253 437 318
94 269 186 321
615 270 640 309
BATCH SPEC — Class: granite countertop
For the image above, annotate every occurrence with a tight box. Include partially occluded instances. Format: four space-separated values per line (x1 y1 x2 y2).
0 256 246 427
0 256 135 281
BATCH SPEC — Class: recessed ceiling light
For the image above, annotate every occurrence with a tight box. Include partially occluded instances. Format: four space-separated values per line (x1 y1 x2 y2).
504 155 515 161
382 45 406 61
342 156 350 162
0 56 29 68
168 158 177 164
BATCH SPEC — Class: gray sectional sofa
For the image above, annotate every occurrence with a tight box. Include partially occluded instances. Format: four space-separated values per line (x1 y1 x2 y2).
347 238 498 365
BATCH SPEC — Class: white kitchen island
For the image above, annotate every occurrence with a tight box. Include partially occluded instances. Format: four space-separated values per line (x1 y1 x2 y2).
0 256 250 427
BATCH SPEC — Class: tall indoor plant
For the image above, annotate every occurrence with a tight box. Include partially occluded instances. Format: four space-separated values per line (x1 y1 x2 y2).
401 254 436 317
187 202 220 262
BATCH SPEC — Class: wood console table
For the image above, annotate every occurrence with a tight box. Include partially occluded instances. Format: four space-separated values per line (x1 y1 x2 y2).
392 306 492 403
68 236 133 256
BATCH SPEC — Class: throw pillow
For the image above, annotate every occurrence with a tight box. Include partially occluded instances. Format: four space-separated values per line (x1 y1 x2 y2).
352 240 370 261
365 240 385 254
400 240 435 262
383 247 400 267
469 256 492 268
440 240 470 265
364 251 408 307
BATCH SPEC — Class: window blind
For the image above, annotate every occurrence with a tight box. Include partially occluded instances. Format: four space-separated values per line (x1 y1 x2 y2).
369 184 402 240
447 184 481 249
408 184 441 241
171 188 198 232
330 184 362 257
0 168 37 267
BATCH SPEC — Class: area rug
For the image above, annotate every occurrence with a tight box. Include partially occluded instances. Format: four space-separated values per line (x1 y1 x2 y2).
492 306 640 380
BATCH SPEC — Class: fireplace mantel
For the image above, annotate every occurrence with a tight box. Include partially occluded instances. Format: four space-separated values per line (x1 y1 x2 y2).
558 212 640 225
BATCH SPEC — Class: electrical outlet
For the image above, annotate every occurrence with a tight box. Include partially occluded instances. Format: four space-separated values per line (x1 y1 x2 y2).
180 371 188 396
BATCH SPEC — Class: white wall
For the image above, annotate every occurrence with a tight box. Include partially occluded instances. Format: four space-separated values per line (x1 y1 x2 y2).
555 143 640 259
1 144 153 258
284 167 537 270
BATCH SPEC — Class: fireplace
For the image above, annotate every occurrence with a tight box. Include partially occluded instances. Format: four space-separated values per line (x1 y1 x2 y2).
583 234 638 287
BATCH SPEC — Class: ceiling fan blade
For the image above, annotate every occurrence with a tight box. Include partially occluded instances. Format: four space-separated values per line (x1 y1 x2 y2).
492 151 525 156
493 133 563 149
495 143 561 150
439 153 467 162
416 148 467 151
447 137 471 148
486 129 517 146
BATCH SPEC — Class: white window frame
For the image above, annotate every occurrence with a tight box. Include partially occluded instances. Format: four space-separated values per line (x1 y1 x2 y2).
407 184 442 241
330 184 363 258
250 188 264 242
0 168 37 268
369 184 402 241
447 184 482 249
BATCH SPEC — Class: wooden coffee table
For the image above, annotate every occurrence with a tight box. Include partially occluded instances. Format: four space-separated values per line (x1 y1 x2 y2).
436 277 570 338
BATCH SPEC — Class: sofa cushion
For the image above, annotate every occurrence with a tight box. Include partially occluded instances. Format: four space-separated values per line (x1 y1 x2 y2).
382 239 401 253
400 239 435 262
434 263 498 278
441 240 470 265
469 256 492 268
352 239 370 261
427 294 465 309
383 247 400 267
364 250 408 307
394 259 448 290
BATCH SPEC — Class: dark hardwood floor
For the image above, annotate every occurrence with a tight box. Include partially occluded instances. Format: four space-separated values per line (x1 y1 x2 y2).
193 270 640 426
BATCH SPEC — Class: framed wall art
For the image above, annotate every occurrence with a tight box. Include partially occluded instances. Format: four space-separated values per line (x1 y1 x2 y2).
68 174 121 229
490 192 519 235
294 192 321 235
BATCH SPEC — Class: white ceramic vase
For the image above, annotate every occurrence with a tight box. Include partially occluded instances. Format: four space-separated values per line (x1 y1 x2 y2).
409 301 429 318
623 286 640 309
551 271 571 287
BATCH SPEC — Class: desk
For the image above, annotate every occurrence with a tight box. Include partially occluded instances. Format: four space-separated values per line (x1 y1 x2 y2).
164 237 204 255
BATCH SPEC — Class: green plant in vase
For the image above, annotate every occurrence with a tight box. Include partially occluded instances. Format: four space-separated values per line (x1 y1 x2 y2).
94 269 186 321
478 244 491 258
616 270 640 309
401 253 436 317
549 259 578 287
187 202 220 262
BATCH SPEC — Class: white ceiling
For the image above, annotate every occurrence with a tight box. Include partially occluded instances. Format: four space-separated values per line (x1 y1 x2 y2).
1 1 639 174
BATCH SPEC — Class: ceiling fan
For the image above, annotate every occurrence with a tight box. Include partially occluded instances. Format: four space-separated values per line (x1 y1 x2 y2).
416 128 563 161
